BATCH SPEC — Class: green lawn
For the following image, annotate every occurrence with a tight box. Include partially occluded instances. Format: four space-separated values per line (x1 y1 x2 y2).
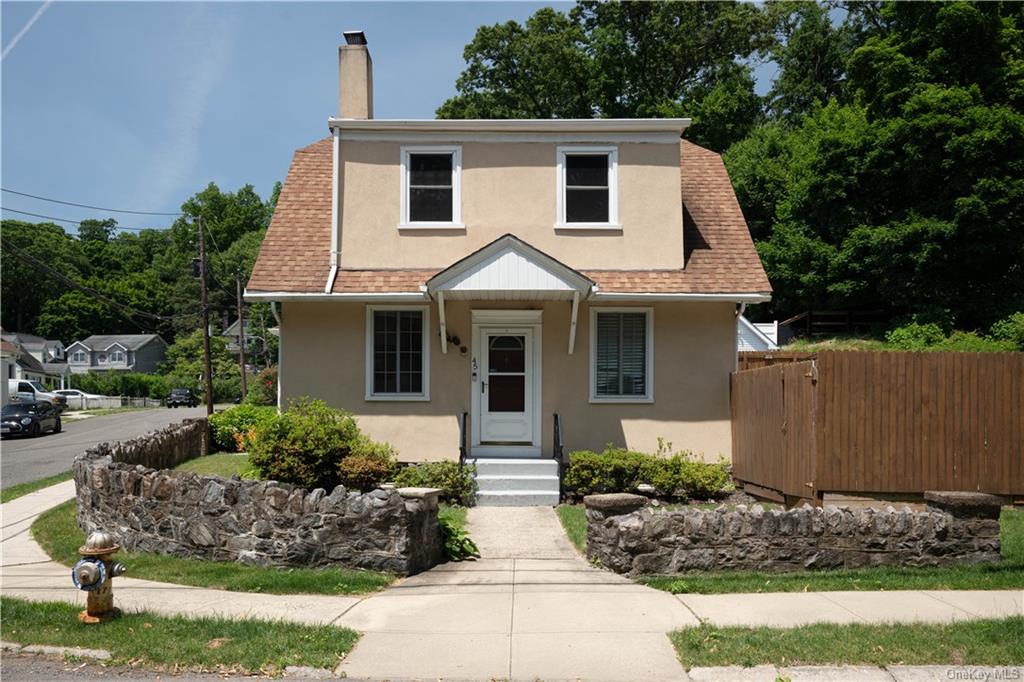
1 471 73 504
32 500 393 595
670 617 1024 668
557 503 1024 593
1 597 358 673
174 452 256 479
557 504 587 553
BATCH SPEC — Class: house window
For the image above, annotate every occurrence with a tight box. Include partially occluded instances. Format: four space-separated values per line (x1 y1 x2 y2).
71 351 86 363
97 353 107 363
557 146 619 228
110 350 124 363
365 306 430 400
590 308 653 402
400 146 462 227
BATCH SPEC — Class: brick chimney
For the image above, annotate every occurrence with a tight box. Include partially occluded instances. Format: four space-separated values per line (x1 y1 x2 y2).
338 30 373 119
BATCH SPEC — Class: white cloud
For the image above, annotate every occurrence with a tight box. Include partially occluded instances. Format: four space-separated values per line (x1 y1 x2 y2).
135 4 234 210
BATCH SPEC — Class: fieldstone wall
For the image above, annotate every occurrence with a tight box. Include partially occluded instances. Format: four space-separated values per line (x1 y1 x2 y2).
73 419 444 575
585 492 1002 576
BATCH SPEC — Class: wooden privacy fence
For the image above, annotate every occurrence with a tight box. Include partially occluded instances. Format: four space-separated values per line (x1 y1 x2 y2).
738 351 816 371
731 350 1024 503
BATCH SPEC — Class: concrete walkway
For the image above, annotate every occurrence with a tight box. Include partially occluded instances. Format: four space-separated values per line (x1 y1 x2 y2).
2 486 1022 682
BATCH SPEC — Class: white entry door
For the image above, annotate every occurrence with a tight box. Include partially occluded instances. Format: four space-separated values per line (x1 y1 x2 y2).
480 329 533 444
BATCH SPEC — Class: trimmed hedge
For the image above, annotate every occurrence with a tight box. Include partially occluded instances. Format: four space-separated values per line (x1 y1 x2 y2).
208 405 277 452
394 461 477 506
564 445 731 500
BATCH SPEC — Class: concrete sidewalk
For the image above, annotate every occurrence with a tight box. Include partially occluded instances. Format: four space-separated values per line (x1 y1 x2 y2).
2 485 1021 682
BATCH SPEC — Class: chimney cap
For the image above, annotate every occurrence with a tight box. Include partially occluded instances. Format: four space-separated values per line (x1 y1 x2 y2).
343 30 367 46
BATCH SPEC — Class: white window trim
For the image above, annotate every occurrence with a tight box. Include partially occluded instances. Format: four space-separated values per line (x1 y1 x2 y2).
71 351 87 363
556 145 620 230
365 304 431 401
399 145 464 229
589 306 654 404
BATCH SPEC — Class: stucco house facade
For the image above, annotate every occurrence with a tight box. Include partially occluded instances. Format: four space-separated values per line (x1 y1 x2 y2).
246 33 771 503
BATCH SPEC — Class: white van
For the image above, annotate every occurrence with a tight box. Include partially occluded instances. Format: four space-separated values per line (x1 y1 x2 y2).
7 380 68 412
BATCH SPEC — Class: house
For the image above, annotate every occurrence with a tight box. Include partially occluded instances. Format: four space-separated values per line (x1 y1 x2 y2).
737 316 779 352
0 331 70 388
66 334 168 374
1 340 20 404
246 32 771 504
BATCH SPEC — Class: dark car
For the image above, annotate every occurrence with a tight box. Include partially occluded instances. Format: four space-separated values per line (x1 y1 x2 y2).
1 401 62 438
166 388 199 408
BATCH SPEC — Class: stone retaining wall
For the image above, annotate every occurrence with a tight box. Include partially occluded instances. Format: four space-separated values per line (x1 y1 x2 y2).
584 492 1002 576
73 419 444 575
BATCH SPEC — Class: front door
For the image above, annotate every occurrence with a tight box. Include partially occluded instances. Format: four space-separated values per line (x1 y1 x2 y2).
480 330 533 444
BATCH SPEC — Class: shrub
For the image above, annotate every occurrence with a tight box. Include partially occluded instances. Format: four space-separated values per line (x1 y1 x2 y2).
565 444 731 499
393 461 477 506
208 405 277 452
440 516 480 561
338 437 399 491
244 366 278 406
885 322 946 350
248 398 361 490
990 312 1024 350
935 330 1015 353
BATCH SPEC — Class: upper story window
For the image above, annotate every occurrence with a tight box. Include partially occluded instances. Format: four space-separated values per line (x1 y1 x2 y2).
557 146 619 229
71 350 87 363
110 350 125 363
97 353 107 364
365 306 430 401
590 308 653 403
400 146 462 228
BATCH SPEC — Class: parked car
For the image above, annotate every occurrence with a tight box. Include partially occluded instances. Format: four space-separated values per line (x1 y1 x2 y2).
54 389 102 400
7 380 67 413
1 401 62 438
166 388 199 408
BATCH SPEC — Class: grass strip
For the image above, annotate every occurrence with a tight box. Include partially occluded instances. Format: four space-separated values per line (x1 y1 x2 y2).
1 596 357 673
556 504 587 553
32 500 393 595
670 617 1024 668
642 507 1023 594
174 452 256 479
1 471 73 504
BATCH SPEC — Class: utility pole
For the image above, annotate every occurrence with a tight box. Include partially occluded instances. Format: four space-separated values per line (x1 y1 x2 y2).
197 216 214 418
235 274 248 400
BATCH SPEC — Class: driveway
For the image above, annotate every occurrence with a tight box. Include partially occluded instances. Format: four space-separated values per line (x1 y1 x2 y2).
1 406 209 488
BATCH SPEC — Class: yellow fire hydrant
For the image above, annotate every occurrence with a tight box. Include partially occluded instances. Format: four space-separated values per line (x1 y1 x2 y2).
71 530 127 624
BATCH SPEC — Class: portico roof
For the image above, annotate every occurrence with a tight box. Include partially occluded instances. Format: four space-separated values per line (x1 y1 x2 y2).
425 234 594 301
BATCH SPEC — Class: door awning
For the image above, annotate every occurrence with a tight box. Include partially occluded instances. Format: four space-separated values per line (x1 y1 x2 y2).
425 234 594 355
424 234 595 302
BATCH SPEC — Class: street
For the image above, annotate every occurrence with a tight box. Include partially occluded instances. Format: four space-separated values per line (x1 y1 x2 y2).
0 407 209 489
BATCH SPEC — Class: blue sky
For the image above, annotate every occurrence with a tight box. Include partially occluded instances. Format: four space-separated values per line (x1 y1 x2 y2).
2 2 774 233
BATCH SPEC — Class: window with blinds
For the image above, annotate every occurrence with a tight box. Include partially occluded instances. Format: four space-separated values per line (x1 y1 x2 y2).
593 310 651 399
372 310 424 395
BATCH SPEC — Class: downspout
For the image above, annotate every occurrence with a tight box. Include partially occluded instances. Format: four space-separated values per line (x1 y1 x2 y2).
271 302 283 411
734 302 747 373
324 127 341 294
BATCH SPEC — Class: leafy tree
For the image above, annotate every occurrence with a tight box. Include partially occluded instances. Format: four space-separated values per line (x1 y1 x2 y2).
161 328 241 402
438 1 770 151
77 218 118 243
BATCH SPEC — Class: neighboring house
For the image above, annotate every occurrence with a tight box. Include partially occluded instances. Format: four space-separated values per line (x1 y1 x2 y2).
245 33 771 502
222 317 256 353
0 331 70 388
1 340 20 405
66 334 168 374
737 316 779 352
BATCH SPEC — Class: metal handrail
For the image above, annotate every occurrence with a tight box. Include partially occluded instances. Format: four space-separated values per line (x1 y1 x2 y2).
458 411 469 466
553 412 565 498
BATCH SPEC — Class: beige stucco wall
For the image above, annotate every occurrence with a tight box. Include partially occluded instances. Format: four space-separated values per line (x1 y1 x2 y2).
280 299 735 463
338 140 684 270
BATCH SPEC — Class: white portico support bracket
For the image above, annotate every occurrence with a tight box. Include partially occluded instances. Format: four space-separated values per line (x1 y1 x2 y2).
437 291 448 355
568 290 580 355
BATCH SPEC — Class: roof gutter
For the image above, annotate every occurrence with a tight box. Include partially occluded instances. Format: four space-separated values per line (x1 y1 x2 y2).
245 290 429 303
324 128 341 294
589 292 772 303
327 117 691 134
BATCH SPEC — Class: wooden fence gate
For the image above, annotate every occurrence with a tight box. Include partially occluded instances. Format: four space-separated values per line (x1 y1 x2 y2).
731 350 1024 504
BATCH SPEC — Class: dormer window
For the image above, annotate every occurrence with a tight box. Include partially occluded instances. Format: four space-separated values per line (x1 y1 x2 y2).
71 350 86 363
400 146 462 228
556 146 619 229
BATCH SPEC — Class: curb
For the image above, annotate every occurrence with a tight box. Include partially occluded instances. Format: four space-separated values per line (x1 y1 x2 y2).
1 641 111 660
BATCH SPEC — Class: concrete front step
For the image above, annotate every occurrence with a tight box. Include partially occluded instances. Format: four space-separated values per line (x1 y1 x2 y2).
475 474 559 493
468 457 558 477
476 490 560 507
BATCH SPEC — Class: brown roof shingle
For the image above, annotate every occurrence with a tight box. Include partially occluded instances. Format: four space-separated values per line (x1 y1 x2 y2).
248 137 770 296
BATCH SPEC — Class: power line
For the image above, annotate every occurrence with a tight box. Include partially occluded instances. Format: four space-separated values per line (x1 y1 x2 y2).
1 207 167 232
2 237 202 324
2 188 183 216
